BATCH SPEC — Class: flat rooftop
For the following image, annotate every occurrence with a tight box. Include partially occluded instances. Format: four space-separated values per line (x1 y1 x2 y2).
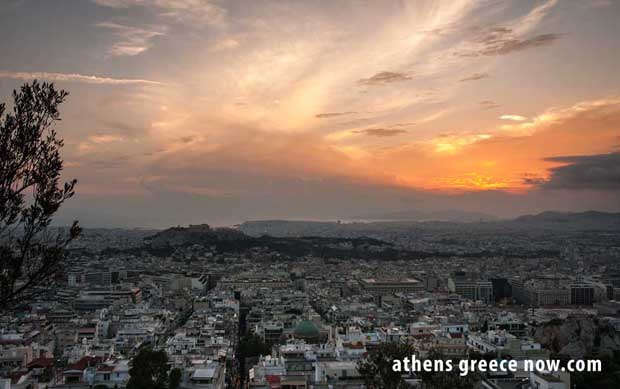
193 367 217 379
361 278 421 285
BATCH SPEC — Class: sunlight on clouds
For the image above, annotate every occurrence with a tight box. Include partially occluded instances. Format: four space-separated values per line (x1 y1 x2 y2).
500 115 527 121
20 0 614 201
433 134 493 154
434 173 514 190
500 98 620 136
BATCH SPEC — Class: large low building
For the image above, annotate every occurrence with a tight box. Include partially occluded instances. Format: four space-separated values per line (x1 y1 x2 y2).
74 288 142 312
357 277 424 295
217 272 292 290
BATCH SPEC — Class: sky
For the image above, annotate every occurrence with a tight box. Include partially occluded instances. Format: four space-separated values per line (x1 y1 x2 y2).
0 0 619 227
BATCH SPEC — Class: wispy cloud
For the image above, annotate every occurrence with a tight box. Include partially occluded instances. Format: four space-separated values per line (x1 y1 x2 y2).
460 73 489 82
432 132 493 154
512 0 558 36
315 111 356 119
358 71 412 86
451 0 561 58
353 128 407 137
480 100 500 110
92 0 227 26
0 71 163 85
97 22 165 56
389 122 416 128
500 114 527 121
483 33 561 56
459 29 561 57
89 133 126 143
210 37 240 52
500 98 620 135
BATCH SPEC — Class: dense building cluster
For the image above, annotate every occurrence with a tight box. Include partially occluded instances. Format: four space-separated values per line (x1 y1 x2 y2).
1 221 620 389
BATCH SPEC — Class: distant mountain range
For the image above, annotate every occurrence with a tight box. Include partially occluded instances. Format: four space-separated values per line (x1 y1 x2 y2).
238 211 620 236
512 210 620 229
353 209 499 222
353 209 620 227
75 210 618 257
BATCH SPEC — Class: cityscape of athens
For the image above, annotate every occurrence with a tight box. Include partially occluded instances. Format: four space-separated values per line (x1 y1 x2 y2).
1 1 620 388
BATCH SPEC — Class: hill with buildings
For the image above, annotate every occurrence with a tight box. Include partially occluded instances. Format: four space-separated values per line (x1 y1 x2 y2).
139 223 409 260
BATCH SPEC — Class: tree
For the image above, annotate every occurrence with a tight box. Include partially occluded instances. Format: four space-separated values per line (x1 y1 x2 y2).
238 333 271 359
169 368 182 389
415 350 477 389
571 352 620 389
0 81 80 311
127 348 170 389
357 342 415 389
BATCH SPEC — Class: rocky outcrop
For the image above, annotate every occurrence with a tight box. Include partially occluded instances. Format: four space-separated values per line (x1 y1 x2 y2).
534 317 620 358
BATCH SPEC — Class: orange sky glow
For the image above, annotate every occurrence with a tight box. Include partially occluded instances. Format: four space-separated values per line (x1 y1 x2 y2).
1 0 618 226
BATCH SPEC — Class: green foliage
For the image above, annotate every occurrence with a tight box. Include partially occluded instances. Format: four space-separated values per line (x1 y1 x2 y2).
571 352 620 389
0 81 80 311
357 342 415 389
127 348 170 389
416 350 477 389
238 333 271 359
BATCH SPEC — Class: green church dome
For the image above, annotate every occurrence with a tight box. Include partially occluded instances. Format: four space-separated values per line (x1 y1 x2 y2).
293 320 320 339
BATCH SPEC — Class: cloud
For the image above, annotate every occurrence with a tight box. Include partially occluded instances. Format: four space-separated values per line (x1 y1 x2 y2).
358 71 412 86
522 173 547 186
88 134 126 143
98 120 146 136
210 37 240 52
539 153 620 190
353 128 407 137
459 73 489 82
482 33 561 56
501 114 527 121
97 22 165 56
452 0 561 58
432 132 492 154
62 94 620 225
499 97 620 136
93 1 227 56
92 0 227 26
315 111 356 119
77 133 127 155
514 0 558 36
0 71 163 85
88 155 133 169
460 30 562 57
389 122 416 128
480 100 500 110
